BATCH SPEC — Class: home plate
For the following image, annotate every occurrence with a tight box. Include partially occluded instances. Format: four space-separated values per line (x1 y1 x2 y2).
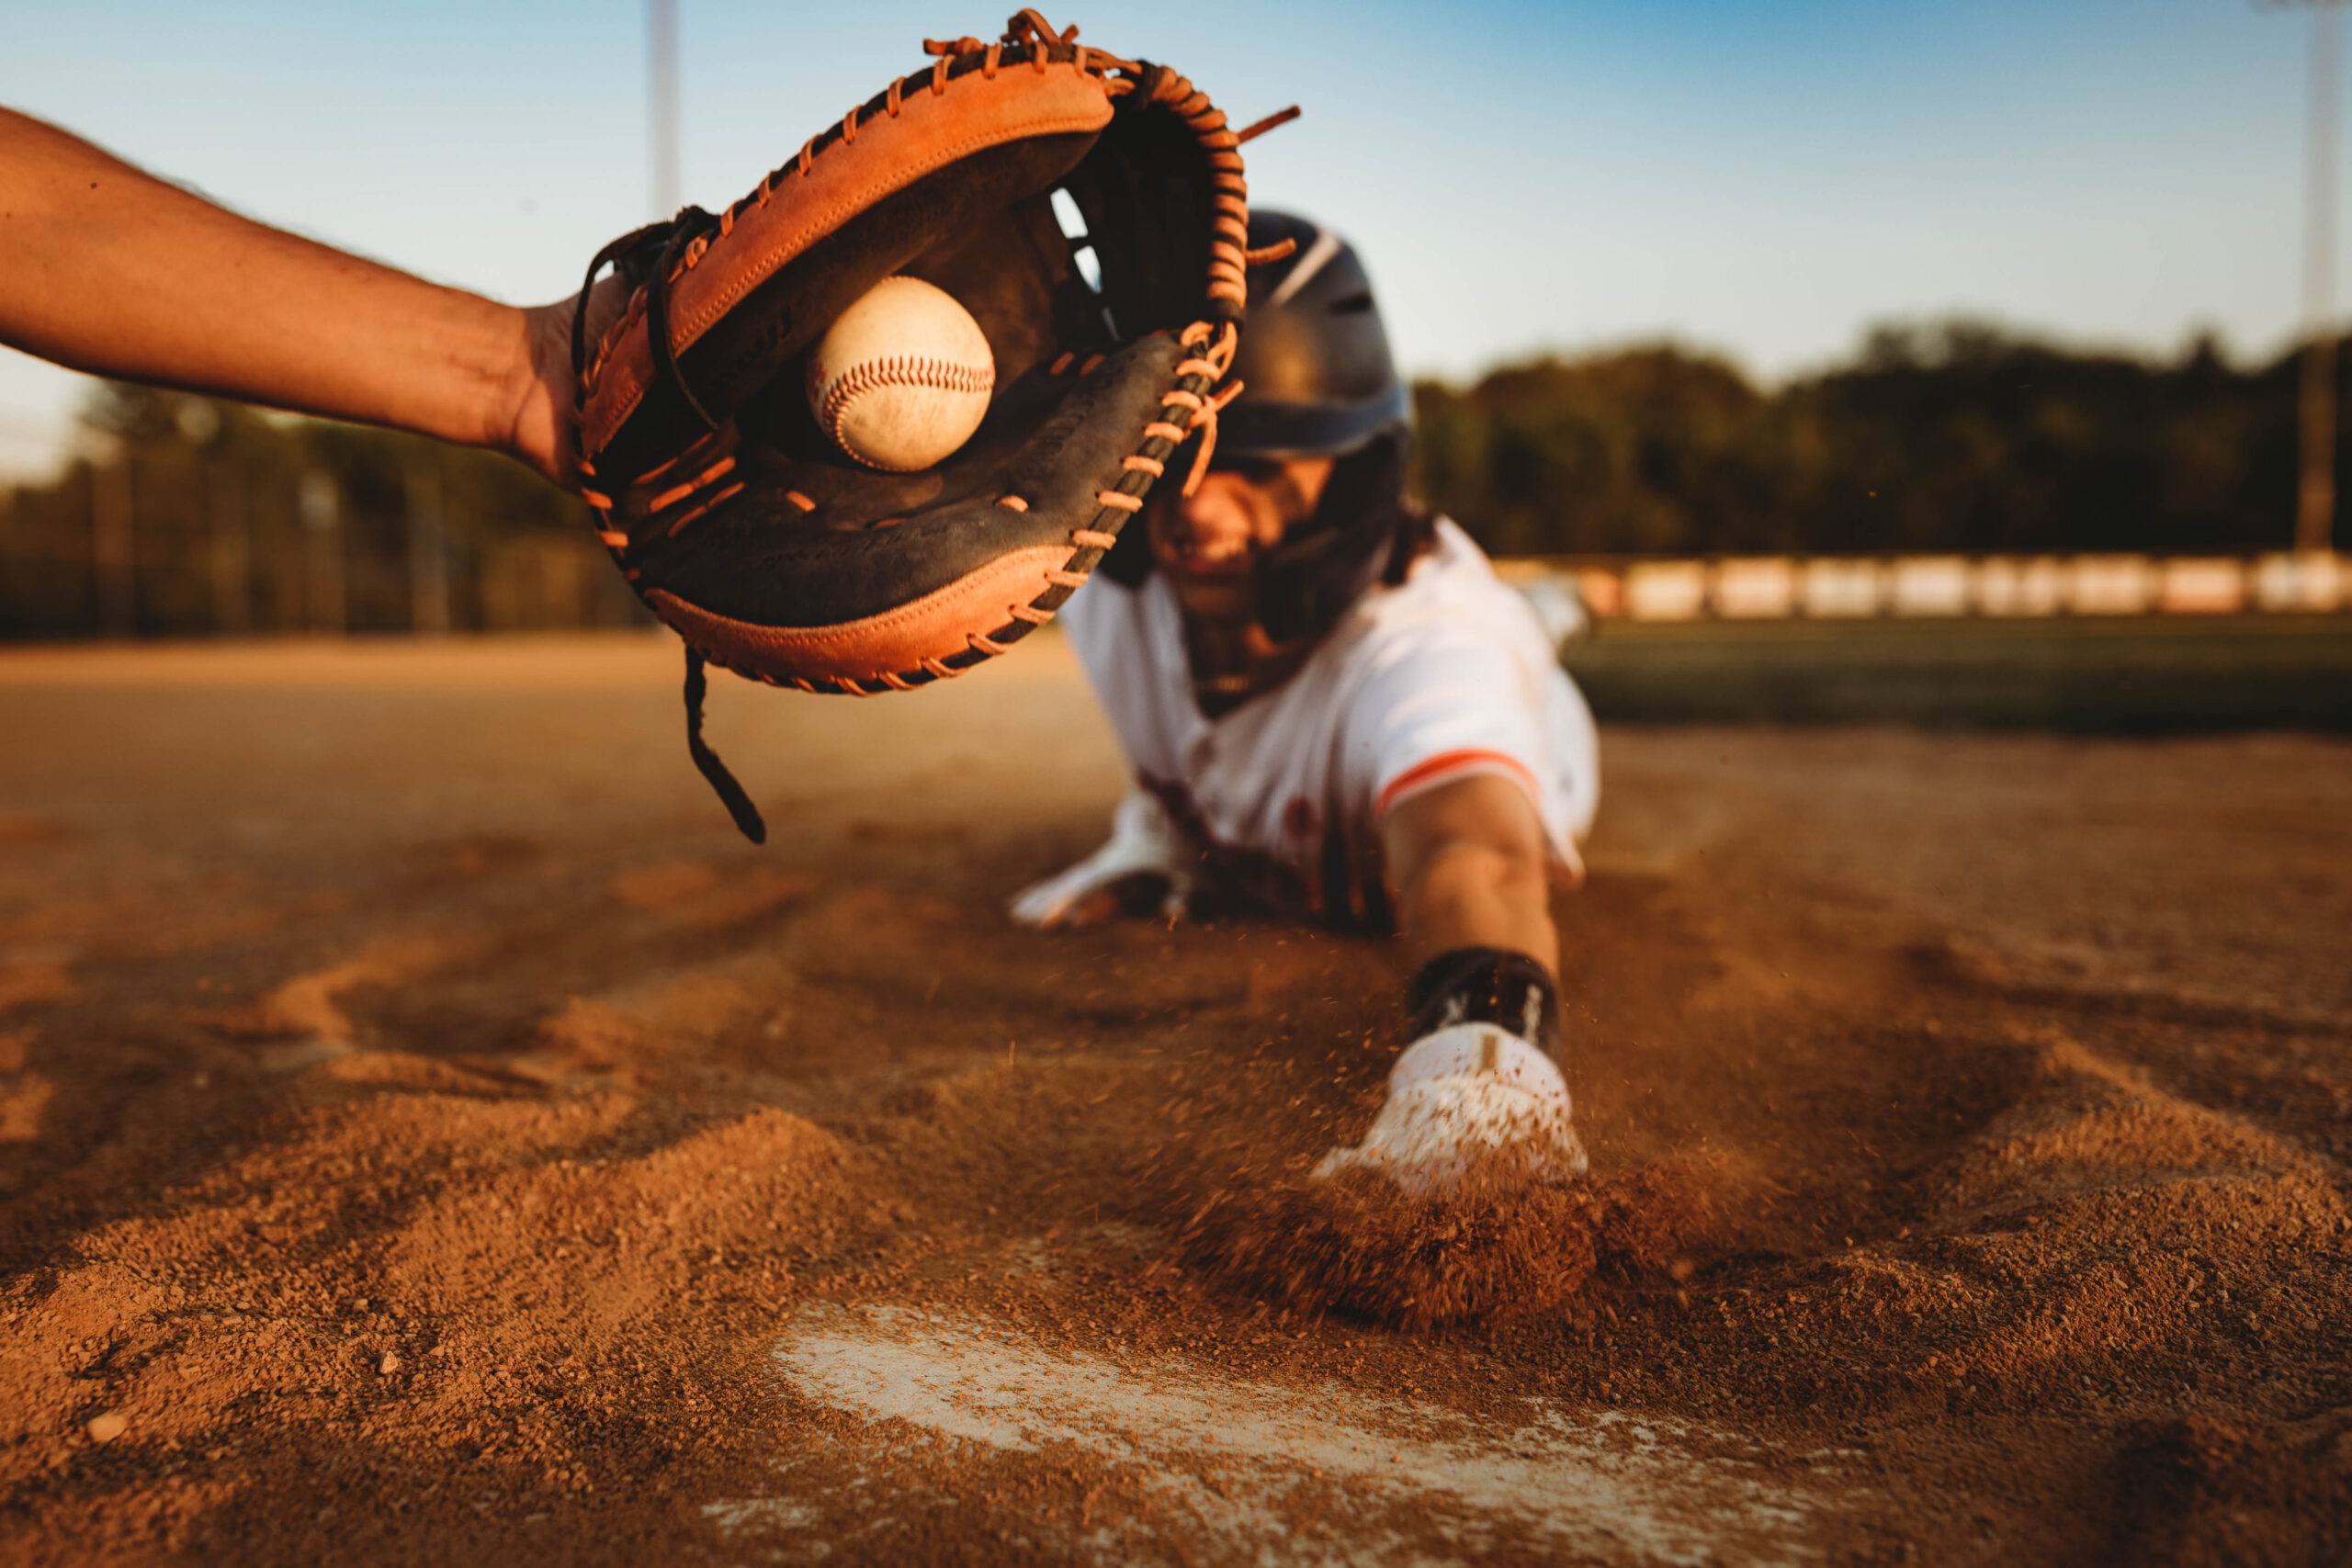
710 1303 1851 1565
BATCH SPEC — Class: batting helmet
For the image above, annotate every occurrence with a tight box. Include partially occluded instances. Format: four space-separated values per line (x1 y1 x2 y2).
1217 209 1413 461
1102 209 1428 644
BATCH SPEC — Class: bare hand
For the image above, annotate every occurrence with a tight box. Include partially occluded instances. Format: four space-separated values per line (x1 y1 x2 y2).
504 274 630 491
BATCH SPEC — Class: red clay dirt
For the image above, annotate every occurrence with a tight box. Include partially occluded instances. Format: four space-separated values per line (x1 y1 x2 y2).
0 633 2347 1564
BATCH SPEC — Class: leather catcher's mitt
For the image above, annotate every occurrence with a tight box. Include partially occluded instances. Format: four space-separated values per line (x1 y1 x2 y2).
572 10 1286 842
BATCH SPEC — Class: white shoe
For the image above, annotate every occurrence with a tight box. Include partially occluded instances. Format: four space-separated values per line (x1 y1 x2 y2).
1313 1023 1588 1194
1009 790 1197 929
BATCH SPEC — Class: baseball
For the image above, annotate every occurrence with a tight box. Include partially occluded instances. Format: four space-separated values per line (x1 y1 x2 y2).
805 276 996 471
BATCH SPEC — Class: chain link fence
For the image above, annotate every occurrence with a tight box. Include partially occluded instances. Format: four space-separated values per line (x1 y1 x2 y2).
0 388 648 640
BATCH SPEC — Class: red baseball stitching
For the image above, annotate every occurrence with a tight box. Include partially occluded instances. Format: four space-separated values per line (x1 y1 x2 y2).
818 353 996 468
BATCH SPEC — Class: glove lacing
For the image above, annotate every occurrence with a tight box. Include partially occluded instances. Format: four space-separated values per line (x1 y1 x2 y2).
570 209 726 435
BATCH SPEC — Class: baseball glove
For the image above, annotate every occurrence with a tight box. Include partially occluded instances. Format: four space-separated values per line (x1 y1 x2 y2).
571 9 1289 841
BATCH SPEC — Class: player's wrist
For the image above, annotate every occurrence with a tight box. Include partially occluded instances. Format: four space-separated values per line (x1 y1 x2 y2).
1405 945 1561 1056
479 299 564 488
506 276 633 491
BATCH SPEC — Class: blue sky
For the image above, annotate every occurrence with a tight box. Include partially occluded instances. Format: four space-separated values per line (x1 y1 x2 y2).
0 0 2320 479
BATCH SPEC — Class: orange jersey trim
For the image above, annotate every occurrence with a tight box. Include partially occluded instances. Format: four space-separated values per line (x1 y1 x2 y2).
1374 748 1542 821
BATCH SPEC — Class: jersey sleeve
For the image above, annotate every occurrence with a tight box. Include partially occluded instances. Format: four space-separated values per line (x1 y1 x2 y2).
1339 622 1592 879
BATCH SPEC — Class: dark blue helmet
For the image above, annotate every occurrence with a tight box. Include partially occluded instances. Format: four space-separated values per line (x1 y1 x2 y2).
1218 209 1413 462
1102 209 1428 648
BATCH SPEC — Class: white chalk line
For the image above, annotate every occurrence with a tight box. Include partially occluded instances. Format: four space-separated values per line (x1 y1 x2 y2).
709 1303 1846 1566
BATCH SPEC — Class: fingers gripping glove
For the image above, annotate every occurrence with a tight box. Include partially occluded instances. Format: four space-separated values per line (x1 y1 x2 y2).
1009 788 1198 928
1313 948 1589 1193
571 11 1281 843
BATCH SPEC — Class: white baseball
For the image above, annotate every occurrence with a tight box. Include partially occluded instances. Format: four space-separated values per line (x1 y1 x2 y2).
805 276 996 471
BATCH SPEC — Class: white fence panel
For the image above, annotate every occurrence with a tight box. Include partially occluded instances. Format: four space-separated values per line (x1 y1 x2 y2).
1503 550 2346 620
1888 557 1971 617
1713 558 1796 619
1576 569 1624 620
2155 558 2246 615
1800 558 1882 618
2068 555 2155 615
1977 556 2065 617
2253 552 2344 613
1624 561 1709 621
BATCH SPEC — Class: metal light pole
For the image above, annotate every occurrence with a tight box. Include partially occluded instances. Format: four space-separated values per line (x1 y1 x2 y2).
2273 0 2350 553
2300 4 2342 550
650 0 682 220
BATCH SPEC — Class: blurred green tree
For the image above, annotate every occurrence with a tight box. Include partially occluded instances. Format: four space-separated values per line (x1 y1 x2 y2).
1 384 637 639
1410 321 2318 558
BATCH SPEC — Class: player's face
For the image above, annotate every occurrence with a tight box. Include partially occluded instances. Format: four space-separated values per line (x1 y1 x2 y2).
1147 455 1337 620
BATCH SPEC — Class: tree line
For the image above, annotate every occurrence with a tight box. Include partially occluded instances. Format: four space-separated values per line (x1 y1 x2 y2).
1410 320 2324 558
0 383 639 639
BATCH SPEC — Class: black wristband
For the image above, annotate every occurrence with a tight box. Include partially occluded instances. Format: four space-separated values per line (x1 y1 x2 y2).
1406 946 1561 1057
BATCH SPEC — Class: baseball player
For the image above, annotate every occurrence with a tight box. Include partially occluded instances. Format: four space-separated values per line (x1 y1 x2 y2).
1012 210 1600 1194
0 107 615 491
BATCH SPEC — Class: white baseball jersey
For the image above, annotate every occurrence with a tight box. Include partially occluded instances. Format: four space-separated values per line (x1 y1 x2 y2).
1059 518 1600 929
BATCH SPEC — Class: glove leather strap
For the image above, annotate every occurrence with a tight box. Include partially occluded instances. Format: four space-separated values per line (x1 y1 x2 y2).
646 209 725 435
684 646 767 844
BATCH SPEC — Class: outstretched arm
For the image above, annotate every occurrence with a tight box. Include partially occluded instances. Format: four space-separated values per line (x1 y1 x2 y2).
1316 772 1583 1190
0 107 597 489
1381 771 1558 981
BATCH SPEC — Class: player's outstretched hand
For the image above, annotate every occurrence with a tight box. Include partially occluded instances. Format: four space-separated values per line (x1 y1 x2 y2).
1009 790 1198 929
1313 1021 1589 1195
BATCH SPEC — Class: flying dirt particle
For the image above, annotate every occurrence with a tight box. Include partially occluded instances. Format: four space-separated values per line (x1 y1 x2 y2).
379 1351 401 1376
85 1412 126 1443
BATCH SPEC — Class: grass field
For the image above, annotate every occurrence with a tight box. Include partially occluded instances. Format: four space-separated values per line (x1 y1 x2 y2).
1564 615 2352 732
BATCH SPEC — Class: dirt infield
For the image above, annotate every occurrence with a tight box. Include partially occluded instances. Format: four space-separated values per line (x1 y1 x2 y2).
1 633 2347 1565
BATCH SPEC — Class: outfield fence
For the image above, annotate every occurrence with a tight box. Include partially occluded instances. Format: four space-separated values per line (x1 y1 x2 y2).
8 449 2348 641
1494 551 2349 623
0 451 644 640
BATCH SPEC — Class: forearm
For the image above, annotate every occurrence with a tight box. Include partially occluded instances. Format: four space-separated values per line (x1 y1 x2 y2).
0 109 531 452
1329 779 1586 1188
1396 839 1557 980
